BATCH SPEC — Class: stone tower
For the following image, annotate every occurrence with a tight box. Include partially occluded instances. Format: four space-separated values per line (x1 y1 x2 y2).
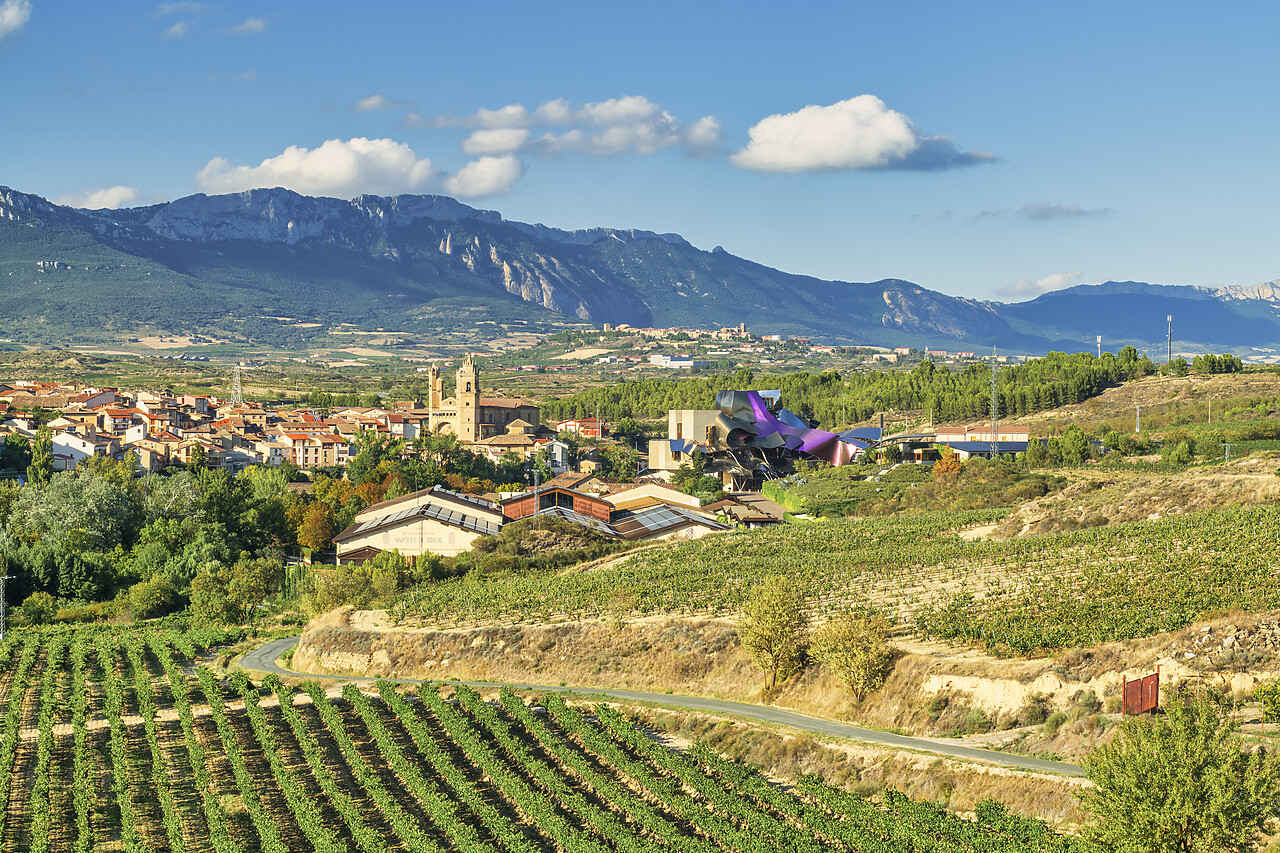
426 365 443 409
455 355 480 443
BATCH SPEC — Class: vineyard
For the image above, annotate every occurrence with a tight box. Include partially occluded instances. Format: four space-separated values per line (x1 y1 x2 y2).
395 504 1280 654
0 624 1081 852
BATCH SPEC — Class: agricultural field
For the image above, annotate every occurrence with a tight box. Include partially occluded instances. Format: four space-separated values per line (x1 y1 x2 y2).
0 623 1080 853
395 502 1280 656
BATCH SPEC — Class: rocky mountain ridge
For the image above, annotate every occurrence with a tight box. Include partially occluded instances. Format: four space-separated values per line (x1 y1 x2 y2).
1 184 1278 353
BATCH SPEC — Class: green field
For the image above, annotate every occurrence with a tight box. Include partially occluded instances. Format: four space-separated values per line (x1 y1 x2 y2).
397 503 1280 655
0 623 1079 852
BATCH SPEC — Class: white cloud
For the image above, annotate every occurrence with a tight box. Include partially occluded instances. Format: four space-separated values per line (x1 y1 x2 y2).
163 20 188 39
53 186 143 210
409 95 720 159
683 115 724 156
461 128 530 156
475 104 530 129
998 270 1085 300
731 95 994 173
578 95 662 127
231 16 266 34
196 137 435 198
354 94 412 112
730 96 917 172
444 154 523 198
0 0 31 40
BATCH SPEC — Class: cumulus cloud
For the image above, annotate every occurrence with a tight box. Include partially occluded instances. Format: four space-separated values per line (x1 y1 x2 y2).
196 137 435 198
730 95 993 173
0 0 31 40
231 16 266 34
444 155 524 197
408 95 721 159
1019 202 1114 220
163 20 188 39
461 128 530 156
997 271 1085 300
54 186 145 210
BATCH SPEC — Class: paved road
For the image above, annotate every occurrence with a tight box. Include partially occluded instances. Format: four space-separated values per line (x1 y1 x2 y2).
242 636 1084 778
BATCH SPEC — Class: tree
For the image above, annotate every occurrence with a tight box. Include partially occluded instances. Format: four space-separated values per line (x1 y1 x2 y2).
297 502 336 552
1024 438 1048 467
809 613 897 698
1080 690 1280 853
1061 425 1091 465
738 575 809 691
933 447 963 481
187 443 207 472
26 425 52 487
1 434 30 473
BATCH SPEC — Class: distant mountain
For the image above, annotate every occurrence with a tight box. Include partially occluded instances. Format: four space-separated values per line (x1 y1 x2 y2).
0 185 1276 354
1001 280 1280 355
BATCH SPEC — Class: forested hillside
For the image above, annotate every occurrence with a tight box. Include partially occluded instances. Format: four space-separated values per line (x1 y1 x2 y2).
541 349 1168 427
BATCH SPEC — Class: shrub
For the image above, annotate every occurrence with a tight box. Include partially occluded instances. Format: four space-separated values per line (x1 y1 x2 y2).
1043 711 1069 735
962 709 993 734
1256 680 1280 725
1104 695 1123 714
1074 690 1103 716
1019 692 1052 726
17 591 57 626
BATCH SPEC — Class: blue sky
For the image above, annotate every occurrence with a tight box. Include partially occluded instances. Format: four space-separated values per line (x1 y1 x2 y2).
3 1 1279 302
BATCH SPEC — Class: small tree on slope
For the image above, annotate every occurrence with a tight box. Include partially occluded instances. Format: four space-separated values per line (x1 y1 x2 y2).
1080 690 1280 853
737 575 809 692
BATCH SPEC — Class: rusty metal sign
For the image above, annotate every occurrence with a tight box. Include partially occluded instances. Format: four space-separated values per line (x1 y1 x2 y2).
1123 671 1159 715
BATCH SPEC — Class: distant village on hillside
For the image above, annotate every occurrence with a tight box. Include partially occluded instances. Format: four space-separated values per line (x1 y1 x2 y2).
0 352 1032 568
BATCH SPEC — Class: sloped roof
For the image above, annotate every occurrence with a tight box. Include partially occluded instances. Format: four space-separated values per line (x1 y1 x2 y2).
334 497 501 543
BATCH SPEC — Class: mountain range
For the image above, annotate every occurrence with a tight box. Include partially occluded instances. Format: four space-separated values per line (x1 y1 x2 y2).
1 184 1277 356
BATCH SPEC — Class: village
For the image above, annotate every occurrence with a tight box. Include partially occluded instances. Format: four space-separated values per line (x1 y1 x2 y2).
0 353 1036 571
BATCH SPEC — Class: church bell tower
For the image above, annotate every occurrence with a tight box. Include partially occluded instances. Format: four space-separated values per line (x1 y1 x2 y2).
456 355 480 443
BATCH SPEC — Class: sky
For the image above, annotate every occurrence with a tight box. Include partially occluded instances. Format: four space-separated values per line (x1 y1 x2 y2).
3 1 1279 303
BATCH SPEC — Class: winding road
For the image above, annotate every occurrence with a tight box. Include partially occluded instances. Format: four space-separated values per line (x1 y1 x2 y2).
242 636 1084 778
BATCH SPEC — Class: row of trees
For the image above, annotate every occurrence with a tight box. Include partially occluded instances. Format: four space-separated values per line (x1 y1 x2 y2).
541 351 1166 434
737 576 897 697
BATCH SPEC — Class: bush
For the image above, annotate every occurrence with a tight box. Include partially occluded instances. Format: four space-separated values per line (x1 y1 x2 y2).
1256 680 1280 725
1043 711 1069 735
1074 690 1103 716
962 709 993 734
1019 692 1052 726
17 591 57 626
1104 695 1123 714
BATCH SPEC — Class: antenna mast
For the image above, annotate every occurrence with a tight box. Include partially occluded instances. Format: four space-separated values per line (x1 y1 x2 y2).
231 364 243 406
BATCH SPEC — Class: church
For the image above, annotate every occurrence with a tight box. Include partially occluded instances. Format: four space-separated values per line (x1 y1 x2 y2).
421 355 541 443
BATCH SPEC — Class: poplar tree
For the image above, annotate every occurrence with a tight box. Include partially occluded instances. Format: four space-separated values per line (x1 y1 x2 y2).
26 425 52 487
